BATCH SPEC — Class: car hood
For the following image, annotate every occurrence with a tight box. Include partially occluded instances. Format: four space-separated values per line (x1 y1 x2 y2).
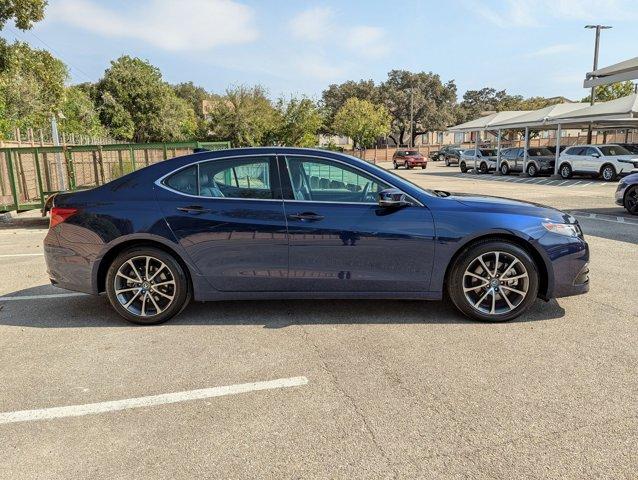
447 192 576 223
621 172 638 184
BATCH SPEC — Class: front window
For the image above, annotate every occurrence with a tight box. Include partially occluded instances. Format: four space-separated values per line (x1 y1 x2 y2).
528 148 552 156
480 149 496 156
599 145 631 156
285 156 391 203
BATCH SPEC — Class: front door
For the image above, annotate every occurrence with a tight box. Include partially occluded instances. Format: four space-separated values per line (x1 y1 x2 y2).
156 155 289 291
279 155 436 292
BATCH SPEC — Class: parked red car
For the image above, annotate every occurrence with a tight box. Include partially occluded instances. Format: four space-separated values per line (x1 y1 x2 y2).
392 149 427 169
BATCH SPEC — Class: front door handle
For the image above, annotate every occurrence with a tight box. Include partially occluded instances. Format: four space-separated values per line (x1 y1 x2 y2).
288 212 325 222
177 205 211 214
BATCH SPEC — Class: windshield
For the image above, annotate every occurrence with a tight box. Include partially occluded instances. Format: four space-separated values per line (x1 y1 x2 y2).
599 145 631 156
528 148 552 156
401 150 419 156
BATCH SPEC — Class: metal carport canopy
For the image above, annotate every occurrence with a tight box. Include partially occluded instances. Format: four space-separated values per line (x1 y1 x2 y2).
550 93 638 125
447 111 527 132
486 103 590 130
584 56 638 88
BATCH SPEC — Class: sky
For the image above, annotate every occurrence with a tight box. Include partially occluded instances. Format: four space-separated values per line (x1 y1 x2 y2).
3 0 638 102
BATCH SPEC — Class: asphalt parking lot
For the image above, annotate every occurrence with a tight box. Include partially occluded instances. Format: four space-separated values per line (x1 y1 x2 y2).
1 162 637 479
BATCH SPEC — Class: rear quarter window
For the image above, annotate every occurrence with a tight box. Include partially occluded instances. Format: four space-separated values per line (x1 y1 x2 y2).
163 165 198 195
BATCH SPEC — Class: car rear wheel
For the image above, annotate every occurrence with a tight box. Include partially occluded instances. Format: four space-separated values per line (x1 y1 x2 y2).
106 247 190 325
624 185 638 215
479 162 488 174
600 164 616 181
447 241 539 322
460 161 467 173
445 157 450 166
527 163 538 177
560 163 572 179
500 163 510 175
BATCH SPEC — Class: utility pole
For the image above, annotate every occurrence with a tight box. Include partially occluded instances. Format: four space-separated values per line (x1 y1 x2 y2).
585 24 612 143
409 86 414 148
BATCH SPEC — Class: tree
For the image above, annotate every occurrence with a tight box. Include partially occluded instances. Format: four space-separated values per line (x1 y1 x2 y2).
0 40 67 133
59 85 106 138
207 85 278 147
273 97 323 147
0 0 47 30
581 81 635 102
379 70 457 146
173 81 211 137
95 56 197 142
321 79 377 132
332 98 391 149
458 87 522 123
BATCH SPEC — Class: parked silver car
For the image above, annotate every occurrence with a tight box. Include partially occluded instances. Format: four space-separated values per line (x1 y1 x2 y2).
459 149 497 174
499 147 556 177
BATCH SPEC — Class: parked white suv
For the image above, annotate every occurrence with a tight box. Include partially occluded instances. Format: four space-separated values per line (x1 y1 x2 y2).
558 144 638 181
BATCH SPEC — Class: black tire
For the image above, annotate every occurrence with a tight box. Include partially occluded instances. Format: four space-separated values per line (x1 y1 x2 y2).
438 154 445 162
500 162 510 175
479 162 488 174
460 161 467 173
600 164 616 181
405 161 411 170
559 163 572 179
445 157 450 166
624 185 638 215
106 246 190 325
447 240 539 322
527 163 538 177
393 161 398 170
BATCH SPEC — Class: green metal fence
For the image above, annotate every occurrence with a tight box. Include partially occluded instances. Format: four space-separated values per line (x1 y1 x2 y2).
0 141 230 212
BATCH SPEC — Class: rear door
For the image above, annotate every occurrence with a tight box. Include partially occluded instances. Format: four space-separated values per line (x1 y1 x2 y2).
279 154 436 292
156 155 289 291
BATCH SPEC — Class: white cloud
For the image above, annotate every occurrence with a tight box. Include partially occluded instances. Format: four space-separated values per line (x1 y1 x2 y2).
290 6 334 41
49 0 258 51
526 43 577 57
346 26 389 57
469 0 638 28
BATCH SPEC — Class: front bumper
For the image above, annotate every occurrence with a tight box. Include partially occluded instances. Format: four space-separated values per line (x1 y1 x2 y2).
540 233 590 299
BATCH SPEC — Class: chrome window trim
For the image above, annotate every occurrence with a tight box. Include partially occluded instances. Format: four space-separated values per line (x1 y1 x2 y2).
154 152 424 207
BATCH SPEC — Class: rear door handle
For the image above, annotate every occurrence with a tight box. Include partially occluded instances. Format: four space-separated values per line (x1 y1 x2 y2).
288 212 325 222
177 205 211 214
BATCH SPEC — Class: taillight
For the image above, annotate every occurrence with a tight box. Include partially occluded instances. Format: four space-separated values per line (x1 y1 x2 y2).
50 207 78 229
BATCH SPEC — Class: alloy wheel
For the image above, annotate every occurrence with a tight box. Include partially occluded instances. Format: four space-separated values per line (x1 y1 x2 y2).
602 166 615 181
462 251 529 315
528 164 537 176
625 186 638 214
114 255 176 317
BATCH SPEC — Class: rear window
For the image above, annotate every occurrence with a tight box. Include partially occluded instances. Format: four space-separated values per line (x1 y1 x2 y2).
480 149 496 156
528 148 552 156
164 165 198 195
599 145 631 156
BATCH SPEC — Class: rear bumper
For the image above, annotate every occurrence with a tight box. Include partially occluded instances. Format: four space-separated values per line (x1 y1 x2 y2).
44 230 97 295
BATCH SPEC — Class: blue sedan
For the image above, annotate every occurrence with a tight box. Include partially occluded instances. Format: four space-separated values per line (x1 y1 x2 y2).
44 147 589 324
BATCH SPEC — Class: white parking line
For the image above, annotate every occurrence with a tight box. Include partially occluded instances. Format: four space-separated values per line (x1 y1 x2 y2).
0 253 44 258
0 376 309 424
0 292 87 301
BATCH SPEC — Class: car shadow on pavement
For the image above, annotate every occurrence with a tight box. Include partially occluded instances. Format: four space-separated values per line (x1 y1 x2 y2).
0 284 566 328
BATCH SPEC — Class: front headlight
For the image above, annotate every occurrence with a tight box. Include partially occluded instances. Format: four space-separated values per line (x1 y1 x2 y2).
542 222 581 238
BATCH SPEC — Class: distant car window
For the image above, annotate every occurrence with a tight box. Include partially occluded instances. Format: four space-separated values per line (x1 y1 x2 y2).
529 148 552 156
198 157 274 199
584 147 600 157
403 150 419 156
285 156 390 203
599 145 631 156
480 149 496 156
565 147 584 155
164 165 198 195
621 144 638 154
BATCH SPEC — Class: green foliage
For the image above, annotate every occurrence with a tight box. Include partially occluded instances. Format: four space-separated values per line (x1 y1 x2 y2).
321 79 377 132
95 56 197 142
0 0 47 30
380 70 457 146
59 86 106 138
173 81 211 137
207 85 278 147
0 39 67 134
332 98 391 148
581 81 635 102
274 97 323 147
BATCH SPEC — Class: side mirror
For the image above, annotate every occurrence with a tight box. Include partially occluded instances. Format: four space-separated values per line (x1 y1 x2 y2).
592 152 601 158
378 188 411 208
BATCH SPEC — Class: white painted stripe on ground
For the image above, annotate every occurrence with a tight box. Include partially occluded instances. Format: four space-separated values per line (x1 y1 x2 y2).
580 182 593 187
0 253 44 258
558 181 570 186
0 292 87 301
567 181 583 187
0 376 309 424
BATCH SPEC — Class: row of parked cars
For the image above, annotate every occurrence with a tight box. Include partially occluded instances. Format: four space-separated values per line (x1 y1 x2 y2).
433 143 638 182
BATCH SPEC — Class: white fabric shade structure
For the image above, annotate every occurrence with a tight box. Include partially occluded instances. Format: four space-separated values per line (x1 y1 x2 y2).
446 94 638 176
584 56 638 88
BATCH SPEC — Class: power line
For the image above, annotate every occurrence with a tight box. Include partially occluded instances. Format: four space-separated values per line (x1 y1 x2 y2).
7 26 95 82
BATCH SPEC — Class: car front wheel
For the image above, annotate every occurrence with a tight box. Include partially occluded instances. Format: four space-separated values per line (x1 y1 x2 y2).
445 157 450 166
460 161 467 173
500 163 510 175
560 163 572 179
393 161 398 169
479 162 488 174
106 247 190 325
447 241 539 322
624 185 638 215
527 163 538 177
